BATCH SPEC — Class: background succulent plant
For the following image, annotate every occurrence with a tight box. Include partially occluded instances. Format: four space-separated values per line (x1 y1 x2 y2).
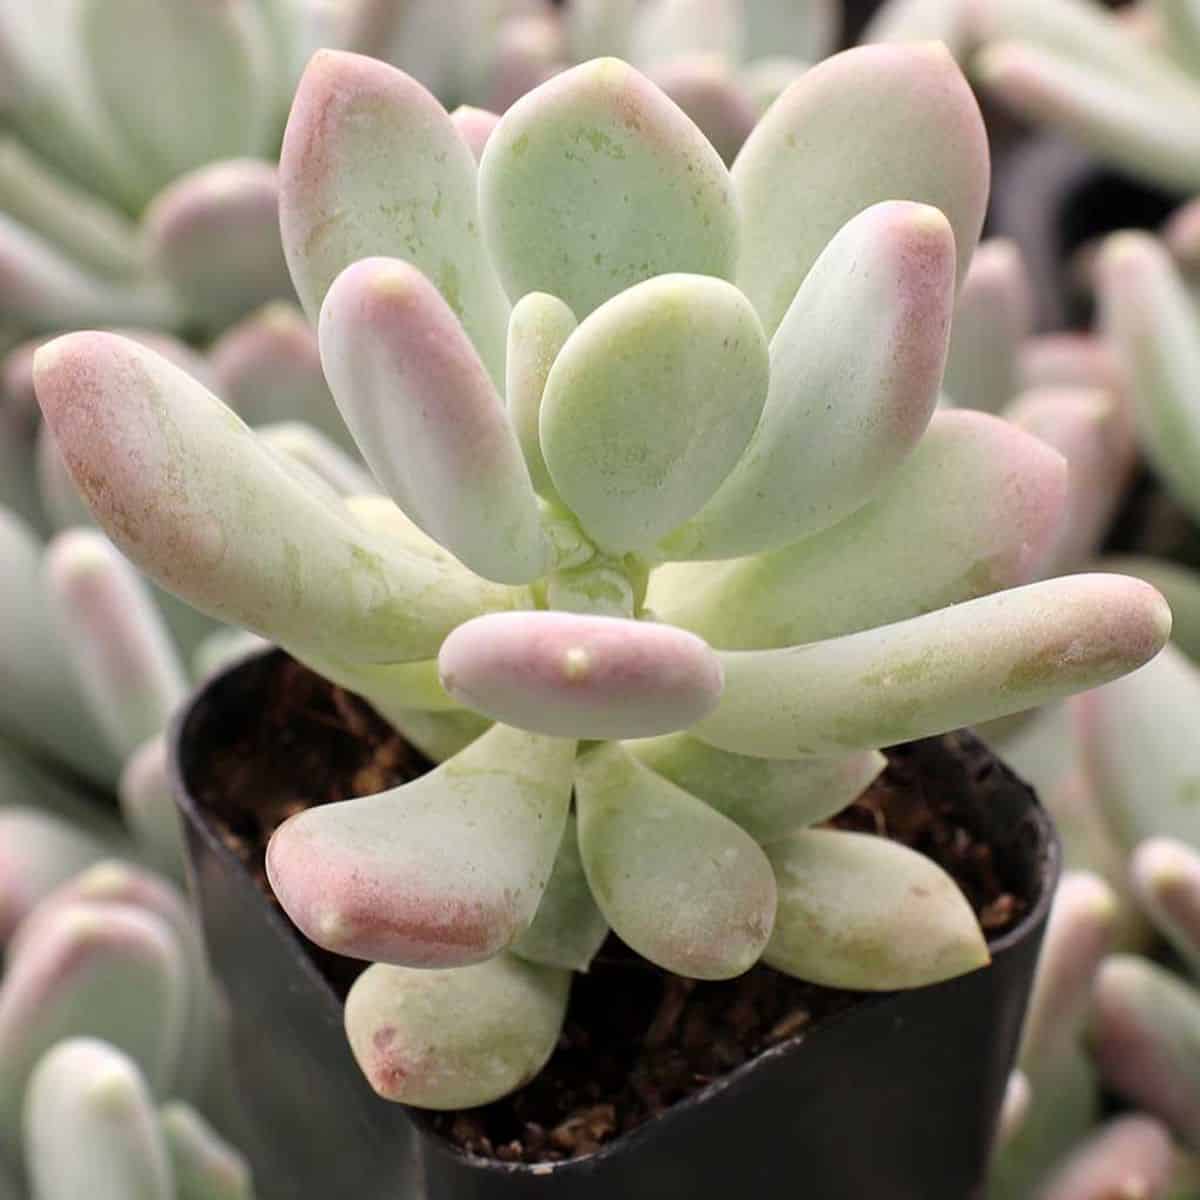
29 44 1175 1114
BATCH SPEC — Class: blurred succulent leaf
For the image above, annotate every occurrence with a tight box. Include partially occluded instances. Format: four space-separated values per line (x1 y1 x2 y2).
161 1101 256 1200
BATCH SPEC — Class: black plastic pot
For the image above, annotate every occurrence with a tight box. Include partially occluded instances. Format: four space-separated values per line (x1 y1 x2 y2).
988 134 1184 333
172 648 1060 1200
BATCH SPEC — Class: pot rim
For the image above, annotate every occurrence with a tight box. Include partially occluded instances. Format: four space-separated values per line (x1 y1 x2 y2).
170 644 1061 1180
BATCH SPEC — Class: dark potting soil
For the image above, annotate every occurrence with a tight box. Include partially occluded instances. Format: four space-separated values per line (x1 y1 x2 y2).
194 655 1031 1165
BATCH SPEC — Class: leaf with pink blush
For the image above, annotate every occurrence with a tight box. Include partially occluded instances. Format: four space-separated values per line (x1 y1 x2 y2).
266 722 575 968
438 611 724 739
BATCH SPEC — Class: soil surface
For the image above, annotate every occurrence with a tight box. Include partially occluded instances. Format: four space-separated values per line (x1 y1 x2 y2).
194 655 1035 1165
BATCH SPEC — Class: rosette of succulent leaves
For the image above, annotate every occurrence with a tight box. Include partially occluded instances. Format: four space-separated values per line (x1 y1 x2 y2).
0 847 256 1199
864 0 1200 197
33 45 1173 1110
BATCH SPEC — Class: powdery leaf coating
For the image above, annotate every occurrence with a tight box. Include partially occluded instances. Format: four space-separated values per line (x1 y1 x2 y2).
1076 644 1200 852
1098 233 1200 526
734 42 988 337
943 239 1033 415
439 611 724 739
160 1101 255 1200
664 201 954 560
44 529 188 759
279 50 510 383
319 257 546 584
653 408 1067 649
1005 387 1135 577
647 57 757 165
694 574 1171 758
1038 1114 1175 1200
24 1039 173 1200
143 159 291 333
0 901 186 1152
345 954 570 1110
541 274 768 553
1090 955 1200 1145
479 58 739 321
1132 838 1200 981
266 723 575 967
34 332 524 667
628 734 884 844
764 829 989 989
575 742 776 980
506 291 576 500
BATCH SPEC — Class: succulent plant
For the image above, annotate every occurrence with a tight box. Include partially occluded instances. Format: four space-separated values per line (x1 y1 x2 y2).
32 45 1173 1111
0 854 254 1197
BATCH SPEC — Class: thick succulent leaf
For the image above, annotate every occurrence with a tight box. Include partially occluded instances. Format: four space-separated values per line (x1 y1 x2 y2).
1005 388 1135 577
450 105 500 162
506 291 576 500
44 530 187 759
648 59 757 165
0 808 106 941
24 1040 173 1200
479 58 738 321
510 813 609 971
628 734 883 843
37 419 93 530
0 137 141 279
1038 1115 1175 1200
663 201 954 560
345 954 570 1109
653 409 1067 650
81 0 275 190
119 736 185 879
11 859 218 1102
1091 956 1200 1145
974 42 1200 194
943 240 1032 414
1019 333 1120 393
1132 838 1200 979
542 274 768 554
1076 644 1200 852
210 303 354 456
0 510 122 782
1098 233 1200 525
439 611 723 738
279 50 510 383
1020 873 1119 1065
1104 581 1200 722
575 742 776 979
266 723 574 967
0 902 186 1150
488 12 566 113
258 423 375 498
34 333 525 666
319 258 546 584
735 42 988 337
144 160 291 335
161 1102 255 1200
765 829 988 988
693 574 1171 757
